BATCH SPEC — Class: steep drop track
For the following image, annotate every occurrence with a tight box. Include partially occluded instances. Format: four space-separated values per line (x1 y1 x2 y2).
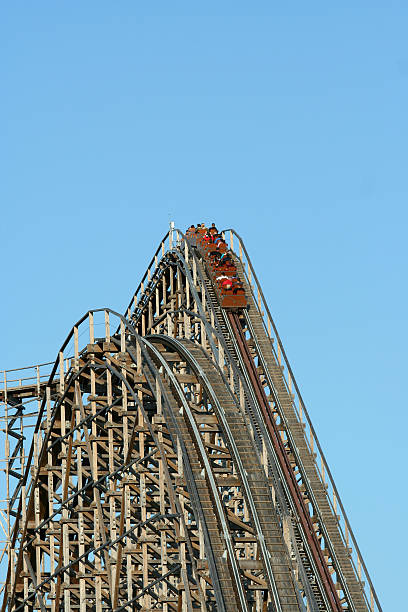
1 227 381 612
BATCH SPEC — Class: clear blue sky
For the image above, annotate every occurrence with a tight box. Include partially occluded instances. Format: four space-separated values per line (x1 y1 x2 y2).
1 3 407 607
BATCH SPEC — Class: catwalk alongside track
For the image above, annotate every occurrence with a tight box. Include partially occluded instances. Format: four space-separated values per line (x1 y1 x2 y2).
1 226 381 611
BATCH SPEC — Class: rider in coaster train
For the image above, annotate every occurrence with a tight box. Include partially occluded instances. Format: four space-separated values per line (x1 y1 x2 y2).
216 275 234 291
208 223 218 238
186 223 218 240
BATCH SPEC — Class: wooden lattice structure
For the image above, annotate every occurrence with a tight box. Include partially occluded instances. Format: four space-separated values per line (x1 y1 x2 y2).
0 226 381 611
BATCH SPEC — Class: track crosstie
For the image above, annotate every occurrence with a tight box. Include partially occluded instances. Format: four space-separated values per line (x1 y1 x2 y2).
0 224 381 612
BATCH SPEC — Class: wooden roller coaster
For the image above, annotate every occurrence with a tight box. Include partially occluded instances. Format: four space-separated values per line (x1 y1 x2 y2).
0 225 381 611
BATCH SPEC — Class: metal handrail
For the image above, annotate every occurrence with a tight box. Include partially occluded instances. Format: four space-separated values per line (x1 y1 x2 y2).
1 224 381 612
123 230 171 319
223 227 381 612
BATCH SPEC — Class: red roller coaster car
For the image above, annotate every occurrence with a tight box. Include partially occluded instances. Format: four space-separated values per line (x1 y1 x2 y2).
186 224 247 310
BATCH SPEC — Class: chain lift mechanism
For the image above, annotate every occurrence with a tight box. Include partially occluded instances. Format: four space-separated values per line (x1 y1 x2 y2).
0 225 381 611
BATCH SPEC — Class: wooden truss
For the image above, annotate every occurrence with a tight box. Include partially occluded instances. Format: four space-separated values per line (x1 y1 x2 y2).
0 228 381 612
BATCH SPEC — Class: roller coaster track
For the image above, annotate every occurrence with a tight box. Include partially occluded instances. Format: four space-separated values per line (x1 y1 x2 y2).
0 227 381 611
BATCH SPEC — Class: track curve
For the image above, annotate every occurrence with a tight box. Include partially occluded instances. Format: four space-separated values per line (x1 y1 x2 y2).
1 226 381 612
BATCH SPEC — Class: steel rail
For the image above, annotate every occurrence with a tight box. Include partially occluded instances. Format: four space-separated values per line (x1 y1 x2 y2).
1 361 55 374
224 227 382 612
148 303 324 609
150 334 289 612
1 239 232 607
133 339 227 612
139 244 326 609
102 357 198 611
139 248 221 361
185 254 329 610
4 224 375 605
57 238 350 608
3 224 381 611
191 225 360 603
65 328 214 611
208 305 327 611
228 312 344 612
123 230 171 319
241 310 357 610
2 298 212 611
160 230 376 611
3 310 199 612
141 337 249 612
3 303 146 601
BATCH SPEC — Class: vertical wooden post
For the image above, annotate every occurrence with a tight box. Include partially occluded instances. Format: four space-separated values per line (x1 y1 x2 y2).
74 325 79 372
89 311 94 344
36 365 40 398
105 310 110 343
218 343 224 371
120 319 126 353
262 438 268 477
59 351 64 394
156 286 160 319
